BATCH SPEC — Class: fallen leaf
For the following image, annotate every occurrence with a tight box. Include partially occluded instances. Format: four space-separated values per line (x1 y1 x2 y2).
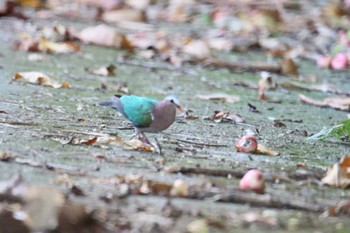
78 24 134 52
196 93 240 103
299 94 350 111
205 110 245 123
38 37 80 54
12 71 70 88
0 110 8 114
0 175 64 232
256 144 280 156
322 155 350 188
102 8 145 23
208 38 233 52
170 179 189 197
187 219 209 233
248 103 260 113
325 200 350 216
183 39 211 61
0 151 12 161
12 35 39 52
281 58 299 76
86 64 116 76
66 135 154 152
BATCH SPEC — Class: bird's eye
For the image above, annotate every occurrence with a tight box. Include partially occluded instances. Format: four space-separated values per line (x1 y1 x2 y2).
170 99 174 103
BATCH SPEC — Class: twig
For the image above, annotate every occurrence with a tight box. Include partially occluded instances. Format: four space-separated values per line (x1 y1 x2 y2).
61 129 109 137
176 139 227 147
0 121 37 126
204 58 282 73
115 58 198 75
211 190 325 212
165 166 245 178
11 157 86 175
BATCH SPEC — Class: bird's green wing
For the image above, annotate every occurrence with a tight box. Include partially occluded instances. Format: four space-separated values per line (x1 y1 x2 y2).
120 95 157 127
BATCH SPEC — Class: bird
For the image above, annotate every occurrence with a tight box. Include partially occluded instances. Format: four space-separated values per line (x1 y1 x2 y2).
99 95 182 144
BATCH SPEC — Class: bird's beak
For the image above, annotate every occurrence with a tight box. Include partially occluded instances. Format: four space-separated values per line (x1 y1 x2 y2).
177 105 183 112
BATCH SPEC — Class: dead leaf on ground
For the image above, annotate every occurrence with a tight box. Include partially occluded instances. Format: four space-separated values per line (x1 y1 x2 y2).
78 24 134 52
299 94 350 111
281 58 299 76
183 39 211 61
0 110 8 114
322 155 350 188
12 71 70 88
65 135 154 152
12 35 39 52
256 144 280 156
204 110 245 123
38 37 80 53
0 151 12 161
102 8 145 23
196 93 240 103
86 64 116 76
325 200 350 216
0 175 64 232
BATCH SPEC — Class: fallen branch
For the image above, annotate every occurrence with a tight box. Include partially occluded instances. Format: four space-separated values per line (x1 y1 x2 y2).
177 139 228 148
165 166 245 178
115 58 198 75
0 121 37 126
4 157 86 176
204 58 282 73
211 189 325 212
61 129 109 137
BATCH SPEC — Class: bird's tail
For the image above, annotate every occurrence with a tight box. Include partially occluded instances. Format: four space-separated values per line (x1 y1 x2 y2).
98 95 122 110
98 101 113 107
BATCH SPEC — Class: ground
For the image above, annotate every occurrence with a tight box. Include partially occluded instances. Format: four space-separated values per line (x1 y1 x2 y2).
0 2 350 233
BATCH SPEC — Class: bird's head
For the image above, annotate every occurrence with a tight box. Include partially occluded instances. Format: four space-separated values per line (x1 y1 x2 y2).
165 96 183 112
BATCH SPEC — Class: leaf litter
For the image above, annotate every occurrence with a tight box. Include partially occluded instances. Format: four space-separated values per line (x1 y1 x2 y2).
2 0 350 232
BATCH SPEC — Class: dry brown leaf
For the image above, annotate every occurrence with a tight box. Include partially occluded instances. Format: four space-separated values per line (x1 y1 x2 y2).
299 94 350 111
18 0 45 8
12 36 39 52
12 71 70 88
170 179 189 197
325 200 350 216
0 151 11 161
205 110 245 123
38 38 80 54
167 0 194 23
322 155 350 188
183 39 211 61
281 58 299 76
256 144 279 156
196 93 240 103
68 135 154 152
187 219 209 233
102 9 145 23
208 38 233 52
0 175 64 232
78 24 133 52
86 64 116 76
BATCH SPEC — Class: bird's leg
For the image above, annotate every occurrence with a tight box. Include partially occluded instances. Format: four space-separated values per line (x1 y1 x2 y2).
138 132 151 145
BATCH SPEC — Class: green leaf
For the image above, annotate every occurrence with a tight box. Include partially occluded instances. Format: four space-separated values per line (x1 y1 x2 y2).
307 119 350 141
